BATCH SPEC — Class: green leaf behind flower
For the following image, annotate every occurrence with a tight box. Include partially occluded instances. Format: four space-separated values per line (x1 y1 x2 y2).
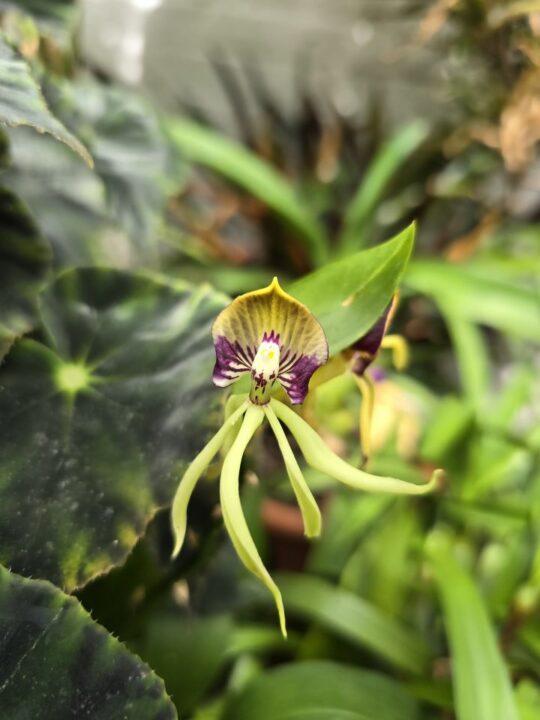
0 268 226 590
290 224 414 355
0 564 177 719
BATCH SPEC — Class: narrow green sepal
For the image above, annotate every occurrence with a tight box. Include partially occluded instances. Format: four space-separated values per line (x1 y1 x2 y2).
171 400 249 559
265 404 322 538
220 404 288 637
271 398 445 495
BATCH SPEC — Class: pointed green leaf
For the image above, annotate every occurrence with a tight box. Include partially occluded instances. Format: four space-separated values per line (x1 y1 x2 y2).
222 661 419 720
427 539 520 720
0 268 227 590
290 224 414 355
166 117 329 265
0 36 92 165
0 564 176 719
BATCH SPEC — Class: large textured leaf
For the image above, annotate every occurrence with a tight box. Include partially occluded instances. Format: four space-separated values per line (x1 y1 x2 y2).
290 224 414 355
6 74 176 266
4 127 115 267
0 268 226 590
49 78 176 252
166 117 329 265
0 35 91 164
274 573 429 674
0 185 51 359
0 564 177 719
222 661 419 720
427 538 519 720
406 260 540 342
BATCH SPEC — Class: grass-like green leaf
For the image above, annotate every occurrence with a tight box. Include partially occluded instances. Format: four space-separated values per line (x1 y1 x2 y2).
406 260 540 341
274 573 430 674
0 268 227 590
0 564 177 719
290 224 414 355
339 121 428 252
166 117 329 265
427 539 520 720
439 306 491 413
221 660 419 720
0 36 92 165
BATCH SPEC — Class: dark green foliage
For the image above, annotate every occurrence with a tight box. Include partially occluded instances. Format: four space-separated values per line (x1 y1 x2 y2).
0 185 50 357
0 268 225 590
0 565 177 719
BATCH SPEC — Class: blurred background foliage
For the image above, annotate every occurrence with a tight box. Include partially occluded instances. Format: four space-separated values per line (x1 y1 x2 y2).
0 0 539 718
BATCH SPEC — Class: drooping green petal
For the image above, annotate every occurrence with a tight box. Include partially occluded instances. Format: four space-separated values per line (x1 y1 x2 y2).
271 399 445 495
264 404 322 538
212 277 328 405
171 400 249 558
220 405 287 637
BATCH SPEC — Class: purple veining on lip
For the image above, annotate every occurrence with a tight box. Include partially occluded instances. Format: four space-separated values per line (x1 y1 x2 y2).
279 353 322 405
213 331 324 404
213 335 254 386
350 301 392 377
262 330 280 344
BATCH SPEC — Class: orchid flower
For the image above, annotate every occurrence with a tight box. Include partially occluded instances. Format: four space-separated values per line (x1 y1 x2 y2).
171 278 443 636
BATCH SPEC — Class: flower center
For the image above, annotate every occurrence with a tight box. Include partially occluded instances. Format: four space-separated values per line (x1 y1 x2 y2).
249 334 280 405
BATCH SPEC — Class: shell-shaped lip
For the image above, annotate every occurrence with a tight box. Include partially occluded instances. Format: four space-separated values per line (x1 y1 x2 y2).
212 277 328 404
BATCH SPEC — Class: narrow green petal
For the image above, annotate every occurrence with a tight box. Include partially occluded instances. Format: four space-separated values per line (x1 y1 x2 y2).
265 404 322 538
220 405 287 637
171 400 249 558
271 398 445 495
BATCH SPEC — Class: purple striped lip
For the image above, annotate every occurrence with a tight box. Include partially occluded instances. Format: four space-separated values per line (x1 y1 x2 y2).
213 331 322 405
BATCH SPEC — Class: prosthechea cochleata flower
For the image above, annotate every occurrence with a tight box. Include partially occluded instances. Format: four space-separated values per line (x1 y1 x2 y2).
171 278 444 637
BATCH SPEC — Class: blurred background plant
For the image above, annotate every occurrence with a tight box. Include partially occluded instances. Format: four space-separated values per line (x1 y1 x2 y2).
0 0 539 719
